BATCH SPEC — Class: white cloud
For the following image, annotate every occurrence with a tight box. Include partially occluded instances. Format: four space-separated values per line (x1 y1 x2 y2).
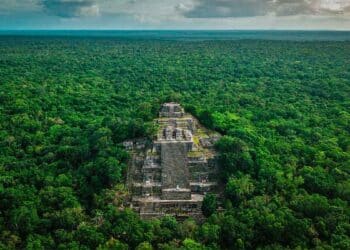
182 0 350 18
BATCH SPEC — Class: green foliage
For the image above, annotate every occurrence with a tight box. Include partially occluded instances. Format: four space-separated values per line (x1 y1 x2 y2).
201 194 217 217
0 37 349 249
98 238 129 250
216 136 255 179
181 238 205 250
136 242 153 250
225 174 255 205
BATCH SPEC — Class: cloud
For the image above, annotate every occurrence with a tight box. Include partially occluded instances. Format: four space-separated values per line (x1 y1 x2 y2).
273 0 317 16
183 0 272 18
182 0 350 18
175 3 193 13
41 0 100 18
0 0 41 14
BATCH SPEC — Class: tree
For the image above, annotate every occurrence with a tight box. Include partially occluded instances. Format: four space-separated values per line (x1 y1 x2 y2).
216 136 255 178
198 223 220 245
291 194 330 218
201 194 217 217
136 242 153 250
75 224 105 249
225 174 255 204
182 239 204 250
98 238 129 250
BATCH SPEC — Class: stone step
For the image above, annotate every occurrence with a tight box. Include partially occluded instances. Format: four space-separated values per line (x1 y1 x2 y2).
190 182 218 193
190 171 219 182
190 182 217 186
188 159 207 164
143 164 161 169
133 182 162 187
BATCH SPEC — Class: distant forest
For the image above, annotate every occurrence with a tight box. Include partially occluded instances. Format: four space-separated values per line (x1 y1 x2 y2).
0 37 349 249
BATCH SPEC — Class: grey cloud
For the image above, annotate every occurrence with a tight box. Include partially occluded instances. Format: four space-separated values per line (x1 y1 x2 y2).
183 0 350 18
345 6 350 13
41 0 100 18
274 0 316 16
184 0 272 18
274 0 350 16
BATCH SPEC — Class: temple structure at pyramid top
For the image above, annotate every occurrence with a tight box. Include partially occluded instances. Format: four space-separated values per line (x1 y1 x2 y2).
159 102 185 118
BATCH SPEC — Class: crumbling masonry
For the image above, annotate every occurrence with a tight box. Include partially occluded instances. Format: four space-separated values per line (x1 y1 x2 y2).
125 103 220 220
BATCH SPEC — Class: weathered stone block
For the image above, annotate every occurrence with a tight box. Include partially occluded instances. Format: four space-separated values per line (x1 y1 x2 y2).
161 142 190 190
162 188 191 200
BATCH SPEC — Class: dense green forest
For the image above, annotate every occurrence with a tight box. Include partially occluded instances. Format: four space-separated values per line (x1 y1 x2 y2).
0 36 349 249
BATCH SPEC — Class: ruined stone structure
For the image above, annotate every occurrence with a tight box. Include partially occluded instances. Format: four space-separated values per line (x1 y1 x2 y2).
125 103 220 220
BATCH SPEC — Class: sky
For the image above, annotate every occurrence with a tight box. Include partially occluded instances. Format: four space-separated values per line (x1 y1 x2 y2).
0 0 350 30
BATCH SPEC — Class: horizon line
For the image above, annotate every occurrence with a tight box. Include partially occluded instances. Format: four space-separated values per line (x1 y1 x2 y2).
1 29 350 32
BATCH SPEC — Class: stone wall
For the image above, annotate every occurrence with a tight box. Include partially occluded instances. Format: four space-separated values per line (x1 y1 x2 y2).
162 189 191 200
161 142 190 190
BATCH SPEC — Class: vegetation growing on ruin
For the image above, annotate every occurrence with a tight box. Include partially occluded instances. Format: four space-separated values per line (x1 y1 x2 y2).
0 36 349 249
